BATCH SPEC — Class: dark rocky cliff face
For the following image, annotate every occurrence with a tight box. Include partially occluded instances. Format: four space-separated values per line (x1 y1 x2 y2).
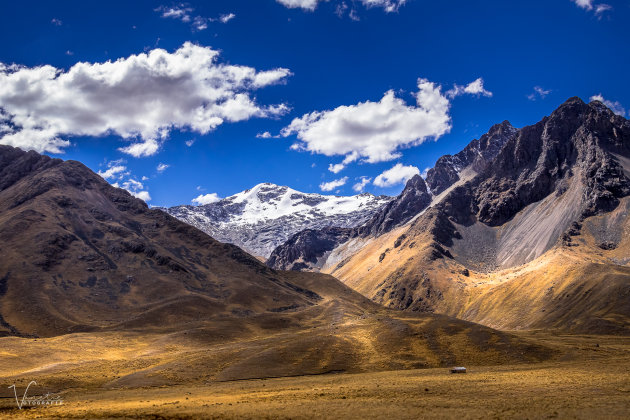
266 227 353 271
355 175 432 237
266 120 517 272
439 97 630 228
425 120 517 195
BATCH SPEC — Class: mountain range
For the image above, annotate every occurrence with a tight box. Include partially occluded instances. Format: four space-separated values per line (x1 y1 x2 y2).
162 184 392 258
0 144 546 382
267 97 630 334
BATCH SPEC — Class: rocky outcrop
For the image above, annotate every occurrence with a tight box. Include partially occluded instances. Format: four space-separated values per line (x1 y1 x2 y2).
439 97 630 228
356 174 432 237
267 227 353 271
426 121 517 195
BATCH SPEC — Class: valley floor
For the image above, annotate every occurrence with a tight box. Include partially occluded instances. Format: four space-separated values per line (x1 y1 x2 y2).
0 333 629 419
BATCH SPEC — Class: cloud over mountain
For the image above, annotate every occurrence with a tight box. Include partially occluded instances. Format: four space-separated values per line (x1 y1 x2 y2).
590 94 625 117
282 77 491 170
0 43 290 156
320 176 348 191
373 163 419 187
353 176 372 192
192 193 222 205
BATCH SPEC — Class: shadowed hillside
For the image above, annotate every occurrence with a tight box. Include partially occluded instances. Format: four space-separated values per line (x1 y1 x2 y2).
0 145 325 337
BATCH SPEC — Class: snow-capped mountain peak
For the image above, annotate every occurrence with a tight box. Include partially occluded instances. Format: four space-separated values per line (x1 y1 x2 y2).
162 183 392 258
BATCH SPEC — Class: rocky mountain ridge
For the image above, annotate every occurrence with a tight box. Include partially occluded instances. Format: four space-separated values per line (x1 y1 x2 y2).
425 120 518 194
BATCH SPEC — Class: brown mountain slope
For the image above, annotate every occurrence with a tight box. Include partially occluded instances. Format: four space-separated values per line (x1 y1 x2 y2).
273 98 630 334
0 146 326 337
0 144 554 381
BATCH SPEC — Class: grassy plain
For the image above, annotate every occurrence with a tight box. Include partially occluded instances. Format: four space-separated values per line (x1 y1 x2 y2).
0 333 628 419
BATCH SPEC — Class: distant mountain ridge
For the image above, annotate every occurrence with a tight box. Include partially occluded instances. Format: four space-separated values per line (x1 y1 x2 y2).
162 183 392 258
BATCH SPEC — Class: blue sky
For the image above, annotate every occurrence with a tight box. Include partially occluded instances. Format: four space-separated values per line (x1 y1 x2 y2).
0 0 628 206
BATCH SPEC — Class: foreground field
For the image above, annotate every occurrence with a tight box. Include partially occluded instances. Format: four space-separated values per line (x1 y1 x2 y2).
1 333 628 419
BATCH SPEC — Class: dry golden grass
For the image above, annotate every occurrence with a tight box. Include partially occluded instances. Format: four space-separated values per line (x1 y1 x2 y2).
0 333 628 419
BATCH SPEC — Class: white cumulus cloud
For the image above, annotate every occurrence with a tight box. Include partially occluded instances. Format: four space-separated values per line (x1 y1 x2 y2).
328 151 359 173
99 160 151 201
361 0 406 12
353 176 372 192
276 0 322 10
0 43 291 156
282 78 451 164
156 4 235 30
98 161 129 180
328 163 345 174
123 179 144 191
590 94 626 117
220 13 236 23
257 131 273 139
111 177 151 202
192 193 222 205
156 4 193 21
133 191 152 202
157 163 170 172
573 0 594 9
320 176 348 192
119 139 160 158
192 16 208 30
594 4 612 15
373 163 419 187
